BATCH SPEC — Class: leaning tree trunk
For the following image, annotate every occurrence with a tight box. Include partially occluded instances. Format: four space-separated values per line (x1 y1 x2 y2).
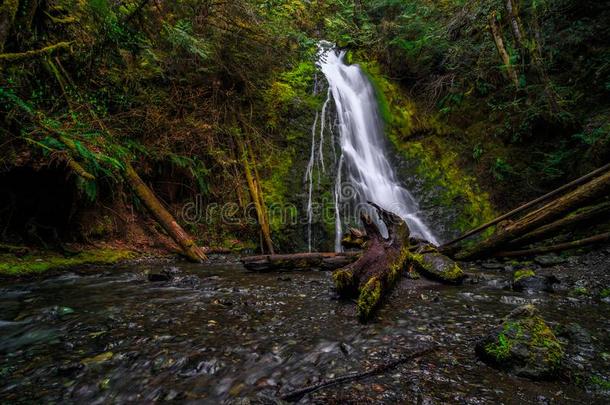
489 11 520 89
124 162 207 262
507 200 610 248
332 202 411 321
457 169 610 260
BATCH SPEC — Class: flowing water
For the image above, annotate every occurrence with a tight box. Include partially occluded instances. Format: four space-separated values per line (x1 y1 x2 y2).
307 45 438 252
0 259 608 403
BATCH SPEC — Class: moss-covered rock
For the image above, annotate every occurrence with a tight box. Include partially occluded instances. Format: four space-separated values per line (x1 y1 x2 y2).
0 249 135 277
514 269 536 282
405 250 465 284
476 305 564 380
512 270 559 293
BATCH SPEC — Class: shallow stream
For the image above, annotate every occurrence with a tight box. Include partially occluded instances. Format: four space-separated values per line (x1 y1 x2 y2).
0 259 608 403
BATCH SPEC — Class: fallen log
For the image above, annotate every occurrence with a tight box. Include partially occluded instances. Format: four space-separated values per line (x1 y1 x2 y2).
496 232 610 258
124 162 207 263
456 169 610 260
442 163 610 250
507 200 610 248
279 345 437 402
241 252 360 272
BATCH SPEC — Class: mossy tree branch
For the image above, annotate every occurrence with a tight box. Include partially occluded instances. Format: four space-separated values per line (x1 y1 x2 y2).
0 41 72 62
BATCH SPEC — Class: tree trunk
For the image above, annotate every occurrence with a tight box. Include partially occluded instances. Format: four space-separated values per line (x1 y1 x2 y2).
456 169 610 260
529 5 560 114
241 252 360 272
332 202 412 321
507 200 610 248
505 0 524 50
124 162 207 262
0 0 19 52
497 232 610 258
489 11 520 88
239 139 274 254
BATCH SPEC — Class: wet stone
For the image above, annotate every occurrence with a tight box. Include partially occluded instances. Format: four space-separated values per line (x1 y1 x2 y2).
476 305 564 380
481 261 505 270
534 254 568 267
513 275 560 293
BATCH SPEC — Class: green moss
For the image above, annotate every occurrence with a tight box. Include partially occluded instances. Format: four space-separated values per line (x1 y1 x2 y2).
357 277 382 321
405 250 464 283
332 269 357 296
571 287 588 296
261 149 294 233
485 322 517 361
387 247 409 286
355 59 495 235
400 141 496 234
485 314 564 369
600 288 610 299
514 269 536 282
590 375 610 390
0 249 135 277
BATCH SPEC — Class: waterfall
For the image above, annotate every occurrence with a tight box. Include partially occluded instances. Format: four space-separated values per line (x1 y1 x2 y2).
317 46 439 248
305 111 319 253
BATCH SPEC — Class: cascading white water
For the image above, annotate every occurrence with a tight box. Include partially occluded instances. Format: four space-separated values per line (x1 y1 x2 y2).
317 46 439 248
305 83 333 252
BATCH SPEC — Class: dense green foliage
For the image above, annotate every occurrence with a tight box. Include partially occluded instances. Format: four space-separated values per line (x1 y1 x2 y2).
324 0 609 207
0 0 608 252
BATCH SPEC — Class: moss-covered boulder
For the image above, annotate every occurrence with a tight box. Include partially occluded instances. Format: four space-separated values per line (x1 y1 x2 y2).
476 305 564 380
512 270 559 293
406 250 465 284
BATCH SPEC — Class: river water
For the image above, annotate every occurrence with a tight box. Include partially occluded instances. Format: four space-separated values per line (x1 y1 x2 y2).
0 260 608 403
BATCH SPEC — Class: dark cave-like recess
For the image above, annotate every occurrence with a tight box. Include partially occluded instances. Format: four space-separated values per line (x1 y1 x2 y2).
0 166 76 246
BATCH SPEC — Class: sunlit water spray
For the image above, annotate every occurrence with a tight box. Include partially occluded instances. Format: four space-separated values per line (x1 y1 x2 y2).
307 44 439 251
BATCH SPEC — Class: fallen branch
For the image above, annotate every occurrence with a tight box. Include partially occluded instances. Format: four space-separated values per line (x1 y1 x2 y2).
65 157 95 181
0 41 72 62
241 252 359 272
496 232 610 258
279 346 437 402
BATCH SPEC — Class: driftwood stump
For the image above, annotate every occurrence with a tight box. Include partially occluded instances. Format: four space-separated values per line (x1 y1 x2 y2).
332 202 412 321
333 202 465 321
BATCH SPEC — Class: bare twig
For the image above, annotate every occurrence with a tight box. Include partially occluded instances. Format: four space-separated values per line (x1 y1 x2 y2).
279 346 438 402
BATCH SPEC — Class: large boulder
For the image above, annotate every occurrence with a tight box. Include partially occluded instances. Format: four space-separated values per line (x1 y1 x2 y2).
476 305 564 379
